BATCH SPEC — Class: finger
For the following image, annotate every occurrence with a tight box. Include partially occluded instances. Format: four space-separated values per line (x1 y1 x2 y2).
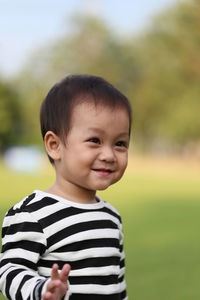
42 291 52 300
46 279 61 293
51 264 59 281
60 264 71 283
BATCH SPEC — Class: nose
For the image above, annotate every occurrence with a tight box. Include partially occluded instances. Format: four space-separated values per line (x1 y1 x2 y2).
99 146 116 162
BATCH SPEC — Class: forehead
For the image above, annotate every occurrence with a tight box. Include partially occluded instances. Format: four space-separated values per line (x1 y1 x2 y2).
70 101 130 130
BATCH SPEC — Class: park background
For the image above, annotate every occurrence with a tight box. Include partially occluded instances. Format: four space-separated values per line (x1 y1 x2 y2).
0 0 200 299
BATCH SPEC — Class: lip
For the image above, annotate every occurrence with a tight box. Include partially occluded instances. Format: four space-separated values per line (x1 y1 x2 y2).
92 168 114 176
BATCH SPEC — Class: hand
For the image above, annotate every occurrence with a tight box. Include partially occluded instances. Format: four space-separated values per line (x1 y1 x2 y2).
42 263 71 300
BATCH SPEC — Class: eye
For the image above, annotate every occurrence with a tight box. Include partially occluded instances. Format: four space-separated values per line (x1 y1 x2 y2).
115 141 127 148
88 137 100 144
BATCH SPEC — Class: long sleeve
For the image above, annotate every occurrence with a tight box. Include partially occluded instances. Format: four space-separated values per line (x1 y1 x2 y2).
118 220 128 300
0 204 48 300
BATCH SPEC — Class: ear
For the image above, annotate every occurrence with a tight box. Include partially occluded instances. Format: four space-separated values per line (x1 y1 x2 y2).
44 131 62 161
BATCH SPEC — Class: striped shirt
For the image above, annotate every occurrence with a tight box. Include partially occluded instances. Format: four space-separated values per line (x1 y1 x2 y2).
0 190 127 300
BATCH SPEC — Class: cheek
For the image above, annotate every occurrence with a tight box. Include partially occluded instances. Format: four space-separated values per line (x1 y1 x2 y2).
115 154 128 179
119 153 128 169
76 149 97 167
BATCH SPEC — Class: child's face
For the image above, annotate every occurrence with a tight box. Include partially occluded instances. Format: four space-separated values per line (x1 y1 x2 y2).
56 101 130 201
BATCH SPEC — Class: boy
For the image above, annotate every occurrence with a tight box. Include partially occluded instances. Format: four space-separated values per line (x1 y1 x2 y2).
0 75 132 300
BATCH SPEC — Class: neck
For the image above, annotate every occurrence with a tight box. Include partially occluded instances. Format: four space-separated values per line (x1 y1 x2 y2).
46 179 97 204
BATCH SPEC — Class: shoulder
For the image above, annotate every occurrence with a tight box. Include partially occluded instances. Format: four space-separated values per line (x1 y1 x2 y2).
2 191 60 233
3 191 59 227
6 191 55 214
99 197 122 224
104 201 120 216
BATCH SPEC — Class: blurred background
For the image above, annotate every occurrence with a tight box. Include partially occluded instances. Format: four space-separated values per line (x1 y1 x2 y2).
0 0 200 299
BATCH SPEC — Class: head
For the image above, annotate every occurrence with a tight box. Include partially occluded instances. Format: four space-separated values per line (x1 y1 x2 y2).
40 75 132 200
40 74 132 164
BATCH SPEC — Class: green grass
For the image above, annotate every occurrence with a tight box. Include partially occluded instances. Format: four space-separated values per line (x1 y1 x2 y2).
0 156 200 299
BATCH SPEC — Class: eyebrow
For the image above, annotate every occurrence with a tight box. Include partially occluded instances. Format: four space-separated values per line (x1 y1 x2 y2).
87 127 129 137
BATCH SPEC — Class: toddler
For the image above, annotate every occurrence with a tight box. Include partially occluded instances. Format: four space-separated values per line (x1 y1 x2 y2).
0 75 132 300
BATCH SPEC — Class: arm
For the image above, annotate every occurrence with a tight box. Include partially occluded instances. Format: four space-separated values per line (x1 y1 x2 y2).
0 207 70 300
119 221 128 300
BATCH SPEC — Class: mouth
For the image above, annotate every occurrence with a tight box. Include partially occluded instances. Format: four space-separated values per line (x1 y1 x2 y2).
92 168 114 176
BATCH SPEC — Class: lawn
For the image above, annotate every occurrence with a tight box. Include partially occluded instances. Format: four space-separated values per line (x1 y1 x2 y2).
0 155 200 299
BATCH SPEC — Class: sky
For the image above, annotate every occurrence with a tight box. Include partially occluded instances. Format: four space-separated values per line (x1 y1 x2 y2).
0 0 179 77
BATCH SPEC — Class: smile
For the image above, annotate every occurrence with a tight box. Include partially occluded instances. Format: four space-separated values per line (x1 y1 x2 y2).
92 168 113 176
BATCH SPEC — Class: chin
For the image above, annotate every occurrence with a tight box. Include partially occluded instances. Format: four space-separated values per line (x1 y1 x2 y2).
95 182 114 191
97 186 109 191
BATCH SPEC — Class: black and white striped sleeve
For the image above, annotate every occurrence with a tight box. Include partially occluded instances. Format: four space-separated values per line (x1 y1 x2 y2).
0 206 48 300
119 222 128 300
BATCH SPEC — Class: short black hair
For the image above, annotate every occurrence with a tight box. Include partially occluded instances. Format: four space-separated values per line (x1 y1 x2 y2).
40 74 132 163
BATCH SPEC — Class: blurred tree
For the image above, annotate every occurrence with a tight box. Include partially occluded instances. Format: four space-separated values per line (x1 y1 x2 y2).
0 79 23 151
15 16 140 145
131 0 200 150
14 0 200 153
